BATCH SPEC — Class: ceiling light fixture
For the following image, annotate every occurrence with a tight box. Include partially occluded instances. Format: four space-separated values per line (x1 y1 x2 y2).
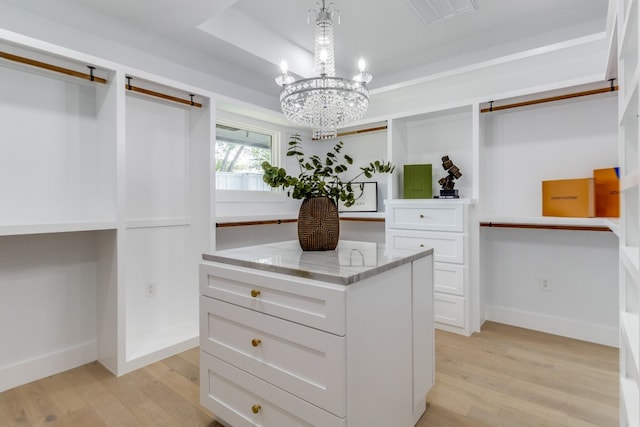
275 0 372 140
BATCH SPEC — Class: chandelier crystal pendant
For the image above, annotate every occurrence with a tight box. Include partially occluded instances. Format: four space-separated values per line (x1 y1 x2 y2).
275 0 372 140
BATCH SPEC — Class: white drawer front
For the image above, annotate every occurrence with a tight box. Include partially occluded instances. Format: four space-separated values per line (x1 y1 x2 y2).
200 297 346 417
388 204 464 232
387 231 465 264
200 351 345 427
200 262 346 336
434 263 465 296
434 293 465 328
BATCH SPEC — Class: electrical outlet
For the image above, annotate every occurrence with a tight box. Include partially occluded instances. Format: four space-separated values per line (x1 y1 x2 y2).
145 282 157 298
538 277 552 292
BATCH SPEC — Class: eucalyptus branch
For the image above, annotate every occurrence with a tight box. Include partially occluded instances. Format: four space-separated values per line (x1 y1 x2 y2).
262 134 395 207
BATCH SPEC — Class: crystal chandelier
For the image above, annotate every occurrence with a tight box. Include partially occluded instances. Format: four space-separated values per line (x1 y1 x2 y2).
275 0 372 140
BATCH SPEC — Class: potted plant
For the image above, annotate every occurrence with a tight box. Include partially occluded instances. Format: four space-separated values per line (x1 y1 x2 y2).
262 134 394 251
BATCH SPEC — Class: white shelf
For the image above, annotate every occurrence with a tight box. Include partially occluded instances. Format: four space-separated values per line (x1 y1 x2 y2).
621 377 639 427
623 170 639 191
623 245 640 274
622 311 640 374
621 74 639 122
386 198 476 205
604 218 621 236
0 221 118 237
619 3 639 426
479 216 618 231
622 0 637 30
620 6 638 61
125 217 191 229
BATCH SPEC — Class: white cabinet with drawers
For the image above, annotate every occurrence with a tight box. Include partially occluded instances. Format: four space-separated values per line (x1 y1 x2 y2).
386 199 472 335
199 240 434 426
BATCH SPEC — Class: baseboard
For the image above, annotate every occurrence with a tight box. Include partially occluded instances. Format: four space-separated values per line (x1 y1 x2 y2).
485 305 619 347
435 322 471 336
0 341 97 392
117 336 199 376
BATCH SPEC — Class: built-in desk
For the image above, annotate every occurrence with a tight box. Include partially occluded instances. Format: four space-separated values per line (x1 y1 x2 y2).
199 240 434 426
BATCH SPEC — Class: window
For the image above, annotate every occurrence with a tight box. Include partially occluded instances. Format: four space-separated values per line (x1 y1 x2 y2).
215 122 278 191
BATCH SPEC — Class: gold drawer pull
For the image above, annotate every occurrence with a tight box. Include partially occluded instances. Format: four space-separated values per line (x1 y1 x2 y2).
250 289 261 298
251 404 261 414
251 338 262 347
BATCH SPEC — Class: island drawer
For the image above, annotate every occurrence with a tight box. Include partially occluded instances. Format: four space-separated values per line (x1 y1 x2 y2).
200 296 346 417
386 230 465 264
200 262 346 336
387 203 464 232
201 351 345 427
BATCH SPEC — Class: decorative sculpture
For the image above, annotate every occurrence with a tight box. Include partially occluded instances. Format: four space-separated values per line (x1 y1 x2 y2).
436 155 462 199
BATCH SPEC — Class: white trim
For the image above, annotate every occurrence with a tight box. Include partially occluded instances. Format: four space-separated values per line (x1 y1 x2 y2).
216 116 281 166
0 341 97 392
0 221 118 237
124 217 191 229
371 32 607 95
117 337 198 376
485 305 618 347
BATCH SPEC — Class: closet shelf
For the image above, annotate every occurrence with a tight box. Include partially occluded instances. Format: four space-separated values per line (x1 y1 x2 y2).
622 170 639 191
479 216 618 232
621 377 639 427
622 311 640 374
0 221 118 237
622 246 640 274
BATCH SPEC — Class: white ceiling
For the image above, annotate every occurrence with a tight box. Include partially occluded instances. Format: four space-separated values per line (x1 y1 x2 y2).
0 0 609 98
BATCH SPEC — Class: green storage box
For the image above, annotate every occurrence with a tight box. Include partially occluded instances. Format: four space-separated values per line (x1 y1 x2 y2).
404 164 433 199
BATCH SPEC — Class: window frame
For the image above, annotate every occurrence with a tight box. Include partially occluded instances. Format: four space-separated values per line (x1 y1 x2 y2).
212 118 282 193
214 118 285 202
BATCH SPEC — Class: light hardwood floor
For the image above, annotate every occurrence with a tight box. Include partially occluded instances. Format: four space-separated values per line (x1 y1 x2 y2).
0 321 618 426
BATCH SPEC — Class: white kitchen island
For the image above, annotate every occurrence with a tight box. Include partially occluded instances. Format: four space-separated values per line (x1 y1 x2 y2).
199 240 434 427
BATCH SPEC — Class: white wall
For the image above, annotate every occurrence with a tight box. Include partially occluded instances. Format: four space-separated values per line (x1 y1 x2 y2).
481 228 618 346
365 35 609 121
479 93 619 346
0 65 113 225
0 232 103 391
0 4 277 111
214 110 306 220
309 129 390 212
481 94 618 217
123 92 201 362
405 112 473 199
216 221 384 251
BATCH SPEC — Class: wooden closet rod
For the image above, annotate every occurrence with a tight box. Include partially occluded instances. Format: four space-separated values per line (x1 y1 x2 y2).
479 221 611 232
216 218 297 228
312 124 388 140
337 125 388 138
216 216 385 227
481 84 618 113
0 51 107 84
339 216 385 223
125 78 202 108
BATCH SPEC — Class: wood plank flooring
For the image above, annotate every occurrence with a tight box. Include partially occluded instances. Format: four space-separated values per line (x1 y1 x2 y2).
0 321 618 426
418 322 619 427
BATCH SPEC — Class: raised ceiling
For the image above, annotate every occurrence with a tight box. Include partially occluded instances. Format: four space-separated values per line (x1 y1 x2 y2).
0 0 609 98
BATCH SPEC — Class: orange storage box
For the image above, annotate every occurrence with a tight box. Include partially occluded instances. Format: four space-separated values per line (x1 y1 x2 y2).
542 178 594 218
593 167 620 217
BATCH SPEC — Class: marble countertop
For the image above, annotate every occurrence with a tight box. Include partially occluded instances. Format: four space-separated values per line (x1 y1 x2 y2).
202 240 433 285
